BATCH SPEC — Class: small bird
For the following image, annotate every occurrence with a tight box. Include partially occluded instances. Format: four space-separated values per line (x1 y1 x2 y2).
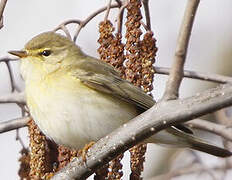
9 31 232 157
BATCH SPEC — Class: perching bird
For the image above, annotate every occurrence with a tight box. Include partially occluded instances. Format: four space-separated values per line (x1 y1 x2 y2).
9 31 232 157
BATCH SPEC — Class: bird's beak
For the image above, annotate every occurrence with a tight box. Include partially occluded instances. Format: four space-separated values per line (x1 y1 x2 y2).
8 50 28 58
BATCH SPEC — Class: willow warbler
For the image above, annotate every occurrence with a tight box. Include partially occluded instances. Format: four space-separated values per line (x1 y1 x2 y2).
8 31 231 157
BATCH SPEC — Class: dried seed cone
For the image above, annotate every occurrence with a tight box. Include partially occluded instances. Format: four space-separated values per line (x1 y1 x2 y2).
94 163 109 180
57 146 78 170
18 148 30 180
98 20 115 64
125 1 158 179
140 31 157 93
107 154 124 180
108 33 125 75
125 0 143 86
28 119 48 179
129 143 147 180
98 20 126 180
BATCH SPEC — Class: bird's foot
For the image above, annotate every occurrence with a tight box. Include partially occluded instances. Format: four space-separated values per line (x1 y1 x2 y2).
79 141 95 163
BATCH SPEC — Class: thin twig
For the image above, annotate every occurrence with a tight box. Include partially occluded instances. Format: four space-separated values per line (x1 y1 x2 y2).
115 0 122 6
0 92 26 104
155 66 232 84
187 119 232 142
5 61 19 92
0 0 8 29
54 4 120 42
0 15 3 29
16 129 27 149
149 163 232 180
214 109 232 171
116 1 128 34
142 0 151 30
0 56 18 62
52 83 232 179
73 3 120 42
140 21 149 31
54 19 82 31
53 19 81 39
58 25 72 40
162 0 200 100
0 117 30 134
15 101 28 149
0 57 20 91
104 0 113 21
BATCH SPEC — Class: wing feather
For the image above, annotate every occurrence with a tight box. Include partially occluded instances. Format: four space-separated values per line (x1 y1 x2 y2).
70 57 192 134
70 57 155 110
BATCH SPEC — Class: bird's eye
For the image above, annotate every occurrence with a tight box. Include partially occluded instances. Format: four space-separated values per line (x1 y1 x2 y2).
41 50 51 57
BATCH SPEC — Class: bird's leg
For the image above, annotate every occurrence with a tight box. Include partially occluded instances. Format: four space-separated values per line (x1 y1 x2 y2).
79 141 95 163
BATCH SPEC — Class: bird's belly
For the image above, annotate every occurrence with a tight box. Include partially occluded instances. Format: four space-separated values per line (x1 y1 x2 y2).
26 78 138 149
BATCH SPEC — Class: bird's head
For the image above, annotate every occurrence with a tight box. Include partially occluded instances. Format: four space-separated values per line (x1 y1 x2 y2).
9 31 83 81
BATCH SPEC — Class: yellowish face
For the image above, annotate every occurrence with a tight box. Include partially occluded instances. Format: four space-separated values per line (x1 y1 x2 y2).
8 31 79 82
9 48 67 82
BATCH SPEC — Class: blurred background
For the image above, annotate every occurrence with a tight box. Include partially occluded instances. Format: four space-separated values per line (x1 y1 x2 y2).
1 0 232 179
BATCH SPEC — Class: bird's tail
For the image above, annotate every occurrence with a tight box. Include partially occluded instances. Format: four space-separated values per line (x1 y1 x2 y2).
186 133 232 157
150 126 232 157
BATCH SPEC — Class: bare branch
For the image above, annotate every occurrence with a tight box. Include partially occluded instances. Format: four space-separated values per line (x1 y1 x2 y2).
187 119 232 142
56 26 72 40
104 0 113 21
73 3 120 42
0 0 8 29
0 57 21 92
215 109 232 126
52 83 232 180
155 66 232 84
162 0 200 100
0 117 30 134
115 0 122 6
142 0 151 30
0 92 26 104
140 21 149 31
150 163 232 180
0 15 3 29
116 1 128 34
53 19 82 39
214 109 232 170
54 3 120 42
5 61 14 92
5 61 21 92
0 56 18 63
54 19 82 30
16 128 27 149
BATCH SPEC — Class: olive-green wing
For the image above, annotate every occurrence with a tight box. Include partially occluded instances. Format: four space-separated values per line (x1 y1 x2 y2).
70 56 155 110
69 57 232 157
70 56 194 134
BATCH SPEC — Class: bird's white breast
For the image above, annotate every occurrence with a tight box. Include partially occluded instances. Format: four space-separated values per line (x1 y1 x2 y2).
25 74 138 149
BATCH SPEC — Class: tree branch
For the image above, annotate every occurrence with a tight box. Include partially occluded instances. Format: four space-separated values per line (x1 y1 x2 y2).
0 92 25 104
150 163 232 180
0 56 18 63
142 0 151 30
187 119 232 142
73 3 120 42
104 0 113 21
115 0 122 6
162 0 200 100
0 57 21 92
155 66 232 84
53 19 82 40
0 0 7 29
0 117 30 133
52 83 232 180
53 3 120 42
116 0 127 34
